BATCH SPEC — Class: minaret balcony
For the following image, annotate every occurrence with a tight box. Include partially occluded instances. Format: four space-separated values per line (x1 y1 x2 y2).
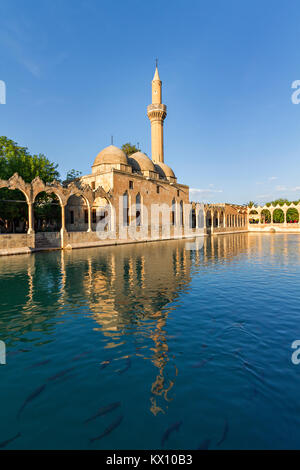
147 104 167 120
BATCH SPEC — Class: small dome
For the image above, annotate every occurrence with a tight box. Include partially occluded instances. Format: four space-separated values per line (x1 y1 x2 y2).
128 152 155 173
154 162 176 179
93 145 128 166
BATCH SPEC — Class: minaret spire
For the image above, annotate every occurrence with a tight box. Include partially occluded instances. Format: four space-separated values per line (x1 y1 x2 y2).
147 63 167 164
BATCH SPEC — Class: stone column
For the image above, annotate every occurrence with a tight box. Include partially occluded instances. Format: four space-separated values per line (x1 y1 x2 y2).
283 209 287 227
60 205 67 248
27 202 34 234
61 205 66 231
87 206 92 232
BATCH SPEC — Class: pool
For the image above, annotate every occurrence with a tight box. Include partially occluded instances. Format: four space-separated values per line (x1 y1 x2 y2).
0 233 300 449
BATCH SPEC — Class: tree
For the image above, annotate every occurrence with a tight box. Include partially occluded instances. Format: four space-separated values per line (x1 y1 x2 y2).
0 136 60 183
0 137 60 232
287 208 299 223
261 209 271 223
63 169 82 186
273 208 284 223
121 143 141 156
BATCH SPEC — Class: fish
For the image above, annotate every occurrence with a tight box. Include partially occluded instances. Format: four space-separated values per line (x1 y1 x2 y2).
197 438 211 450
7 349 29 357
0 432 21 448
242 361 265 383
217 419 228 447
84 401 121 424
118 357 131 374
99 359 112 370
72 351 90 361
27 359 51 369
47 367 75 382
161 421 182 447
17 384 46 418
89 415 123 443
192 357 214 368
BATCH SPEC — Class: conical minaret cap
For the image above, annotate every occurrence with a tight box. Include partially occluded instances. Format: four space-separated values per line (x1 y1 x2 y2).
153 66 161 81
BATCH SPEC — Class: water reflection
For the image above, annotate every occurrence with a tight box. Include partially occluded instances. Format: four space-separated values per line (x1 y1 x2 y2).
1 233 298 417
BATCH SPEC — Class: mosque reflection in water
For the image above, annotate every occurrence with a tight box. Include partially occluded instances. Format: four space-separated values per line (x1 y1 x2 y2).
0 233 279 416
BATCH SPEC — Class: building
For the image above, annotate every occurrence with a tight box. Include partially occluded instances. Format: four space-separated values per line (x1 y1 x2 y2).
66 65 190 235
0 65 248 256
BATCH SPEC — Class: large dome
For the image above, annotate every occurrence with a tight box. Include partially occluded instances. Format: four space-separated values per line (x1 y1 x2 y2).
93 145 128 166
128 152 155 173
154 162 176 179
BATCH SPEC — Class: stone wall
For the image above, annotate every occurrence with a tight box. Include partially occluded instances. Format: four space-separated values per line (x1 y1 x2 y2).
0 233 35 256
35 232 61 249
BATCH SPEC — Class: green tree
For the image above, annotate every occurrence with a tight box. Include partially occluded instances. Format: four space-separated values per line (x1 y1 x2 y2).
0 137 60 232
273 208 284 223
0 136 60 183
261 209 271 223
63 169 82 186
121 143 141 156
34 192 61 232
286 208 299 223
268 198 290 207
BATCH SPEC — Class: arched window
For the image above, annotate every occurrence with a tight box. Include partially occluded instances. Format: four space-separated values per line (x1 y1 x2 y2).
180 201 183 226
123 191 129 226
191 208 196 228
171 199 176 226
136 193 141 227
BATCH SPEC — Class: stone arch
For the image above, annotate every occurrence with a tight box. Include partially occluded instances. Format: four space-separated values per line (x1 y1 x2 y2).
92 196 113 232
197 204 205 229
66 193 90 232
205 209 212 227
249 209 259 224
213 210 219 227
273 208 284 223
190 206 196 229
261 209 271 224
0 186 28 233
219 211 224 227
33 191 62 232
287 207 299 223
31 177 65 206
0 174 31 203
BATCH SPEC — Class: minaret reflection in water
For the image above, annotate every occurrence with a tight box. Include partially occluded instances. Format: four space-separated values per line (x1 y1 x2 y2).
78 240 192 415
0 234 254 420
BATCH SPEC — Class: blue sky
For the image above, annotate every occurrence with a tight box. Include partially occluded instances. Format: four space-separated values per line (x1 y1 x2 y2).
1 0 300 204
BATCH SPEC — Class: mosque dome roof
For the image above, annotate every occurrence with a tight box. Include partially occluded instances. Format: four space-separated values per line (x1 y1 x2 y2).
154 162 176 179
93 145 128 166
128 152 155 173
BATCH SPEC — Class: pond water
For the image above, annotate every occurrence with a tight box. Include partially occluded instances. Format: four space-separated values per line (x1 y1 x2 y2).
0 233 300 450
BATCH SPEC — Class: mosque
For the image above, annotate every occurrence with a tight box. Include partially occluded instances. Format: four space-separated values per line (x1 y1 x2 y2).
66 65 190 234
0 65 248 255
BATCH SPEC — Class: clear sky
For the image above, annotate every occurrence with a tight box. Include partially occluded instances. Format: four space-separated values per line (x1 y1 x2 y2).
1 0 300 205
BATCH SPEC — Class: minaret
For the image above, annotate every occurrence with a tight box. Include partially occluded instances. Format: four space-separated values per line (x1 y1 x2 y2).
147 64 167 164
